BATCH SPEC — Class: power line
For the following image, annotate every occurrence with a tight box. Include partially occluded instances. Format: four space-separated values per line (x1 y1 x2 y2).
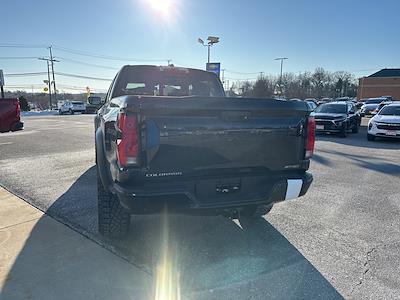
55 72 112 81
57 84 108 92
52 45 169 62
5 72 48 77
0 43 48 48
4 84 44 88
3 71 112 81
56 56 120 70
225 69 262 75
0 56 39 60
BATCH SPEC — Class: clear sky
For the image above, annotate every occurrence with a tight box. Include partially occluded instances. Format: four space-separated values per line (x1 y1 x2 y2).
1 0 399 93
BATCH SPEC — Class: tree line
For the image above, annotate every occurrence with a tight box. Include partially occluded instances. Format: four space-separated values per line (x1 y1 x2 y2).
229 67 358 99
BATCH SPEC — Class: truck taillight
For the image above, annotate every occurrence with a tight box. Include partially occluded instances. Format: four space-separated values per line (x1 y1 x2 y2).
15 102 21 118
305 117 315 159
117 113 139 167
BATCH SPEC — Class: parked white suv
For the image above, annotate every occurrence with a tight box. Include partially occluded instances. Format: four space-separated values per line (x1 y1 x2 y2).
58 101 86 115
367 103 400 141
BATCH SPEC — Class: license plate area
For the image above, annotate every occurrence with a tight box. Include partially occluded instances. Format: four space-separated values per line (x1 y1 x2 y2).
195 176 271 204
386 130 396 136
216 180 241 194
316 125 324 130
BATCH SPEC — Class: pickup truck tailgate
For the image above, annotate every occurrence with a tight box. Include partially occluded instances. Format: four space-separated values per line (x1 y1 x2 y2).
133 97 309 175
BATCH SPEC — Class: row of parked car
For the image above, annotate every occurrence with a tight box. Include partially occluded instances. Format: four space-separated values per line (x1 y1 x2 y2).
299 96 399 141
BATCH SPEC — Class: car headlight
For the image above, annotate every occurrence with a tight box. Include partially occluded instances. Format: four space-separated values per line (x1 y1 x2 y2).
368 122 375 130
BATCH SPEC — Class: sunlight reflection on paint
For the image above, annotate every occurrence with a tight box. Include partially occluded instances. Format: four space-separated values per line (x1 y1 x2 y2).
154 209 181 300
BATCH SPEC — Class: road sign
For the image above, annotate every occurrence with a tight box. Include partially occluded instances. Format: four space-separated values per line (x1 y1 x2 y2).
0 70 4 86
206 63 221 78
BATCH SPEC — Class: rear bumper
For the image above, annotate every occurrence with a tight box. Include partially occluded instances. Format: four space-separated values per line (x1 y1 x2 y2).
368 127 400 139
113 172 313 214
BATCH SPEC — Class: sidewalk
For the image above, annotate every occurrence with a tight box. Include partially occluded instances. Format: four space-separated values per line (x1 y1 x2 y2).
0 187 151 300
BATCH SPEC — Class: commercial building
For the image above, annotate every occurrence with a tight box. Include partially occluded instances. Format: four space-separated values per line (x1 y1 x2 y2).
358 69 400 100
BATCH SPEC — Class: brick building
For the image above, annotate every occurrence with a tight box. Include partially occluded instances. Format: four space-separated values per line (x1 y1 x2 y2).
358 69 400 100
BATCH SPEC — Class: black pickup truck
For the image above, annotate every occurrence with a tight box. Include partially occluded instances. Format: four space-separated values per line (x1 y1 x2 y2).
93 65 315 238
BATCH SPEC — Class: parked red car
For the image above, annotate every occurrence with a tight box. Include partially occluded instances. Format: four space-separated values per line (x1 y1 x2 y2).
0 98 24 133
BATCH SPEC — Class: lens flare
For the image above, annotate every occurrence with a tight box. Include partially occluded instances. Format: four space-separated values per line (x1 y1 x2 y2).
154 210 181 300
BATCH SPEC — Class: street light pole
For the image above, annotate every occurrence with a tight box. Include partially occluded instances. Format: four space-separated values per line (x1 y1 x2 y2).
274 57 288 96
198 36 219 66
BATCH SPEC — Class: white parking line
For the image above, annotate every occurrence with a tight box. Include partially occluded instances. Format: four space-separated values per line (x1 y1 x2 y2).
0 142 13 145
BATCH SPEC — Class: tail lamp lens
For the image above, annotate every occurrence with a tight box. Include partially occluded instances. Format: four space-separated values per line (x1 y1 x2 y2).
306 117 315 158
117 113 138 167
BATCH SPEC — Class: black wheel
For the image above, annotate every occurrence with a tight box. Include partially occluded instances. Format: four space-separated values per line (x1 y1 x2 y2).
58 109 63 115
69 109 74 115
97 167 130 239
340 124 347 138
352 122 359 133
240 204 273 219
367 134 375 141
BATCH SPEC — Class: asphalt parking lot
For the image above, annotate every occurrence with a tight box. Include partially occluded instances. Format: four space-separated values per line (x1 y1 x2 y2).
0 114 399 299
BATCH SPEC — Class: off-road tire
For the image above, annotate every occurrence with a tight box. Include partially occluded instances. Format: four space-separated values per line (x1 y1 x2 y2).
97 169 130 239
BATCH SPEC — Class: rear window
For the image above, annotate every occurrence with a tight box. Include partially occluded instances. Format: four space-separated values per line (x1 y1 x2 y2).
113 66 225 98
365 99 384 104
72 101 84 105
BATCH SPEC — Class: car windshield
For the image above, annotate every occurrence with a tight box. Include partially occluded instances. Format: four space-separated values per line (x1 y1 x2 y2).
315 104 347 114
379 106 400 116
71 101 84 105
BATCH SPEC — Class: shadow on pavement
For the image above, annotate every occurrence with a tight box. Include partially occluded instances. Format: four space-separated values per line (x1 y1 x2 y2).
311 153 334 167
316 125 400 151
317 148 400 176
1 167 344 300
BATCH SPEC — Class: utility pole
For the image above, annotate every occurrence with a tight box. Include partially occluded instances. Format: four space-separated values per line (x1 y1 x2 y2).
48 46 59 104
274 57 288 96
0 69 4 98
39 58 52 109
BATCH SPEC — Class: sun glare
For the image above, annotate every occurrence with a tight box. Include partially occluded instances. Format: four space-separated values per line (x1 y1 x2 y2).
148 0 172 16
